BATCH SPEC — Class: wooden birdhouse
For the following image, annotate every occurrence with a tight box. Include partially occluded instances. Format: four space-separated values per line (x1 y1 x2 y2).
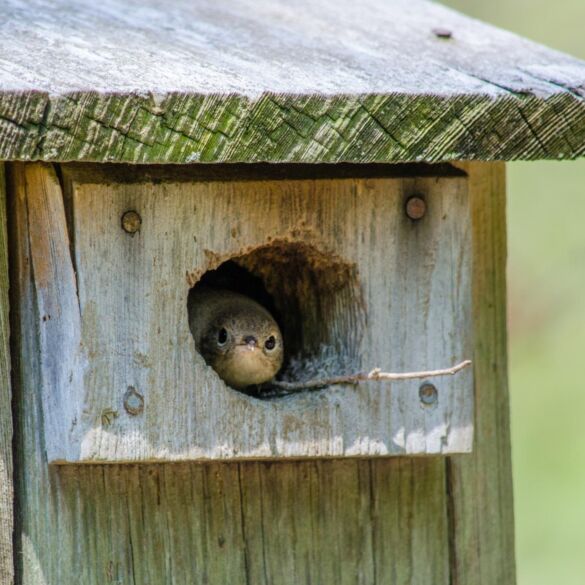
1 1 584 584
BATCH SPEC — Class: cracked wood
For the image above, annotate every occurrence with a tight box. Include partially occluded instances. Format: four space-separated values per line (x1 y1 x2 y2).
0 0 584 163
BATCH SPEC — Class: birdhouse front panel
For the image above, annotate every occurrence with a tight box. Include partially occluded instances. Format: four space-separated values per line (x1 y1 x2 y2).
34 163 472 463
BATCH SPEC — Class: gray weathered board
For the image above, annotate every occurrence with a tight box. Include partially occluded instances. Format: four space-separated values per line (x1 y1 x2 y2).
10 161 513 585
0 164 13 585
22 163 476 463
0 0 584 164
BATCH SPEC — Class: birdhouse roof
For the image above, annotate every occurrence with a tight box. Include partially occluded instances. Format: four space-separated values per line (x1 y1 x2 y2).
1 0 584 164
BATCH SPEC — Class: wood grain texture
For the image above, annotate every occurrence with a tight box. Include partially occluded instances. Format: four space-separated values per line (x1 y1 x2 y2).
9 161 513 585
23 163 85 460
0 0 584 163
10 164 450 582
49 164 473 462
0 163 13 585
448 162 516 585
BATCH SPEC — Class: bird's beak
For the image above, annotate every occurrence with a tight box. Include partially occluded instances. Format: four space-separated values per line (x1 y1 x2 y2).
242 335 257 351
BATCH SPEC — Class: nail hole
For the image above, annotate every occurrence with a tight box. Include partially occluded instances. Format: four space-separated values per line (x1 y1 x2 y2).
121 210 142 235
124 386 144 415
419 382 438 406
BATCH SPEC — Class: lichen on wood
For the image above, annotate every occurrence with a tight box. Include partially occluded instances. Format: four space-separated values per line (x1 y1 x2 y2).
0 0 584 164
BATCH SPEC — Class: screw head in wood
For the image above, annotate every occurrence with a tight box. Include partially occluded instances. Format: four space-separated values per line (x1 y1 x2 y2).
121 210 142 234
123 386 144 416
405 196 427 220
419 382 438 406
433 27 453 39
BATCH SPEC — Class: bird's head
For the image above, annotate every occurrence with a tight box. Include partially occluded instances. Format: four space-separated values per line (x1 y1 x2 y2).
199 308 283 389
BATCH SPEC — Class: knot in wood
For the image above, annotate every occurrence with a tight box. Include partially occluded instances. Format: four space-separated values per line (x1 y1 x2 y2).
419 383 438 406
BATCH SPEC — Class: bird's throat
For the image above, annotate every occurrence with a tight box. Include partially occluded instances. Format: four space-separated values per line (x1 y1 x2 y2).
212 348 277 389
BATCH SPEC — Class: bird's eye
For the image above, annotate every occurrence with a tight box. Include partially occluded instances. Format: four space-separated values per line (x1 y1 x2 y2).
217 328 228 346
264 335 276 351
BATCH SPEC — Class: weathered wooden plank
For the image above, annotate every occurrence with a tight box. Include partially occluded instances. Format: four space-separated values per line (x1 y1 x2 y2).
0 0 584 163
448 162 516 584
22 163 85 462
9 157 451 581
9 162 48 585
9 161 512 585
0 163 13 585
50 164 473 462
18 459 449 585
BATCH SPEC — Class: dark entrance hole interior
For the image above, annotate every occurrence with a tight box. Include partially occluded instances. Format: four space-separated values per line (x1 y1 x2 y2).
190 241 365 398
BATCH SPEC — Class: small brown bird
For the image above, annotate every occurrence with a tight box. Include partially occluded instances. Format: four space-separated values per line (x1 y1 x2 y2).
188 286 283 389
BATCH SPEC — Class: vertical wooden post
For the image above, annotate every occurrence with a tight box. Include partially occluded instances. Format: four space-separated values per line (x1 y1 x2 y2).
449 162 516 584
0 163 13 585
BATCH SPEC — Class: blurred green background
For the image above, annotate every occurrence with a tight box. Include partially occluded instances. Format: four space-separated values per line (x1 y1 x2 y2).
439 2 585 584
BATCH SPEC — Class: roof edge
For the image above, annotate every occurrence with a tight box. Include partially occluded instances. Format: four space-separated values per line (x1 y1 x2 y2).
1 90 583 163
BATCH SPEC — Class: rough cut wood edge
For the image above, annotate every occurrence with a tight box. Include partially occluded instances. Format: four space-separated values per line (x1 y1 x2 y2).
1 92 584 164
0 163 13 585
0 0 585 164
447 162 516 585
